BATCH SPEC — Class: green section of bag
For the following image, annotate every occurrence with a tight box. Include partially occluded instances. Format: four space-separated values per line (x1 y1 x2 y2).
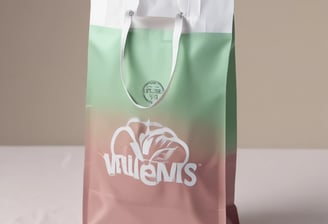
86 25 234 133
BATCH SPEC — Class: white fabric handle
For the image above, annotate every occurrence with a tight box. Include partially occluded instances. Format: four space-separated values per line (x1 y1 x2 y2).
120 10 184 109
125 0 196 17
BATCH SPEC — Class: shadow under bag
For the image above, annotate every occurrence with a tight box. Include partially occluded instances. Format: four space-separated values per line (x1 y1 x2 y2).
83 0 240 223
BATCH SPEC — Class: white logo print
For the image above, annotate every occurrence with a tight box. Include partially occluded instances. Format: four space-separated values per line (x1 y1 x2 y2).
103 118 197 187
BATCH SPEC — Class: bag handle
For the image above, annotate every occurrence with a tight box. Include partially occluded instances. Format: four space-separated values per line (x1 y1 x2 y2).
120 9 184 109
125 0 196 17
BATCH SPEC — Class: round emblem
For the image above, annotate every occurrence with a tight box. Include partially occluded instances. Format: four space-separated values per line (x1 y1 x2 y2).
143 81 164 103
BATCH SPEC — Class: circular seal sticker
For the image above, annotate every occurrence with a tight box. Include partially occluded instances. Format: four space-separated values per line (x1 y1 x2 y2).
143 81 164 103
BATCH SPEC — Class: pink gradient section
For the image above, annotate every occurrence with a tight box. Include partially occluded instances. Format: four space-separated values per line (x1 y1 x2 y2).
83 112 239 224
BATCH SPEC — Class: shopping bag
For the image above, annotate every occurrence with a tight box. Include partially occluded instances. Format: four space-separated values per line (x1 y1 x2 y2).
83 0 239 223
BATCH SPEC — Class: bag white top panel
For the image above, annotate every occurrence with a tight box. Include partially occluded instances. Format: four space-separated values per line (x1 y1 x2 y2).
89 0 234 33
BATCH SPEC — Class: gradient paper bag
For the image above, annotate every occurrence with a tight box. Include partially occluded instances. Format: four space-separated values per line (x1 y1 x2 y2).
83 0 239 223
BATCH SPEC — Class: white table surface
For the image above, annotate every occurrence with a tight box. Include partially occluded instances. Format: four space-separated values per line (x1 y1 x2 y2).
1 146 327 224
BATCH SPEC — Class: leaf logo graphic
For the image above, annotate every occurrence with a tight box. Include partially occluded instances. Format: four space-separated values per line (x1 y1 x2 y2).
111 118 190 165
104 118 198 187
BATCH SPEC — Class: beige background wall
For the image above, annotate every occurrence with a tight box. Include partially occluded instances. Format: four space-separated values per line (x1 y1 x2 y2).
0 0 327 148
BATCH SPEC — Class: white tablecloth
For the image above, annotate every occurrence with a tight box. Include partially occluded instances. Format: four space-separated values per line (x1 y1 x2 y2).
1 146 327 224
